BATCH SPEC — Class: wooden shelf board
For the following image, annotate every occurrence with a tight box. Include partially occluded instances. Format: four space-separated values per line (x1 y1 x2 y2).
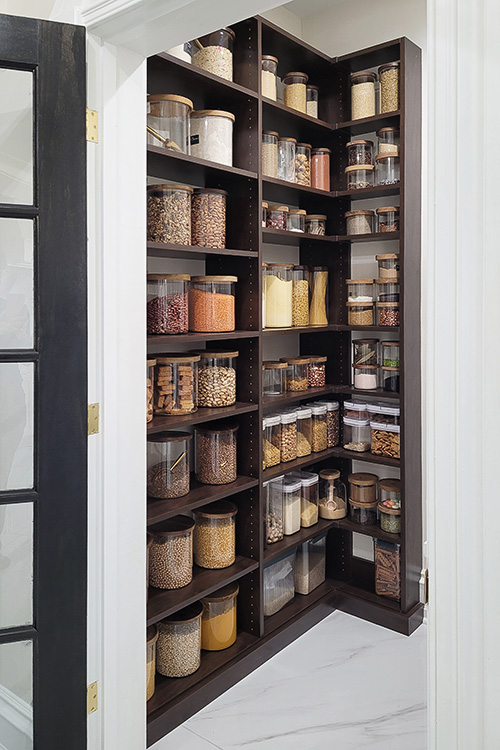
147 145 258 181
147 402 258 432
262 175 332 198
335 111 400 135
262 96 333 131
335 517 401 543
264 580 335 635
262 228 336 245
147 331 258 347
336 581 401 611
331 385 400 400
336 231 400 243
153 52 259 100
147 241 258 259
336 184 400 200
262 324 335 336
336 325 400 333
262 385 340 411
264 518 337 564
332 447 400 467
263 447 340 480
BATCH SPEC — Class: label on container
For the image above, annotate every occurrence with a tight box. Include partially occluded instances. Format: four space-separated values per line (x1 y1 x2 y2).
190 134 200 145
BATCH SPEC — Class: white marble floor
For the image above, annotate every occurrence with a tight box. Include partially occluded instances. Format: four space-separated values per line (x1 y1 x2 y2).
152 611 427 750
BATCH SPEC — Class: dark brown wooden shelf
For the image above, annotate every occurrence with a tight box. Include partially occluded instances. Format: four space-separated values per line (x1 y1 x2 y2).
262 175 332 198
147 330 258 347
331 385 400 400
147 402 258 432
262 324 335 336
336 517 401 543
263 447 339 480
336 232 400 243
262 228 336 245
336 325 400 333
264 518 337 563
337 581 401 611
147 145 258 181
262 385 340 411
335 111 400 135
336 184 400 200
153 52 259 100
264 581 335 635
332 447 400 467
147 556 259 626
262 96 333 131
147 241 258 259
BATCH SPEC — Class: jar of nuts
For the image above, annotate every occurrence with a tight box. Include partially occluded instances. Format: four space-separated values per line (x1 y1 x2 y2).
280 410 298 462
292 265 309 327
281 357 309 392
156 602 202 678
283 71 308 113
263 414 281 469
194 500 238 569
191 188 227 249
147 431 192 499
264 475 284 544
311 403 327 452
190 275 237 333
345 164 375 190
196 350 238 407
262 361 287 397
307 355 327 387
147 183 193 245
148 515 195 589
147 273 190 335
154 354 199 415
296 407 312 457
295 143 311 186
146 625 158 700
195 422 238 484
316 400 339 447
147 359 156 423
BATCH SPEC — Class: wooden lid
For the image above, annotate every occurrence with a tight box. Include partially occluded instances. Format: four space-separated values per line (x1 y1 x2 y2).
377 126 399 135
262 54 279 63
348 472 378 486
377 502 401 516
281 356 310 364
263 130 279 137
306 84 319 90
353 363 379 370
349 498 378 509
289 208 306 215
312 147 331 154
283 71 309 82
268 205 290 213
379 61 400 73
267 262 293 267
376 207 399 214
376 278 399 284
346 278 374 284
350 70 376 81
147 183 193 193
279 136 297 143
147 359 157 366
147 273 190 281
147 431 192 443
195 422 239 434
381 365 399 371
156 354 200 364
319 469 340 480
193 187 228 196
376 253 399 260
379 478 401 492
345 209 375 217
191 275 237 282
201 581 239 602
297 142 312 149
262 202 269 209
346 139 373 147
308 355 327 363
352 338 379 344
150 515 195 537
376 301 399 307
346 301 374 307
263 360 287 369
305 214 327 220
375 153 399 161
160 602 203 625
194 500 238 519
197 350 239 359
345 164 374 172
191 109 235 121
147 94 194 109
147 625 158 646
380 340 399 346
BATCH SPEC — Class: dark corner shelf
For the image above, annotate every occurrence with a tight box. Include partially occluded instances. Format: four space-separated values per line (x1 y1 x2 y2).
264 518 338 564
262 96 333 132
147 402 258 432
147 241 258 259
336 582 401 611
262 324 335 336
147 331 258 347
262 228 337 245
263 447 339 480
262 385 342 411
262 175 332 198
336 517 401 543
147 145 258 181
332 447 400 467
335 111 400 135
332 385 400 400
336 184 400 200
154 52 259 100
264 581 335 635
336 231 400 243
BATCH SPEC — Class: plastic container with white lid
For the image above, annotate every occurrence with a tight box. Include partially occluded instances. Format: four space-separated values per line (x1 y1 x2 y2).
311 403 327 452
295 533 326 595
282 476 302 535
280 410 298 462
264 475 284 544
289 470 319 528
343 417 371 452
190 109 235 166
263 550 296 616
296 407 312 457
147 94 193 154
366 403 400 425
344 400 369 420
263 414 281 469
370 422 400 459
315 400 340 447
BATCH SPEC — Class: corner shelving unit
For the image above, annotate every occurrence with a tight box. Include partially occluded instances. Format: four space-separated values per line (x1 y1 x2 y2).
145 16 422 745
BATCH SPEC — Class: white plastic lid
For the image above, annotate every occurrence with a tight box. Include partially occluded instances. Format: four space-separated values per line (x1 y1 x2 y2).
311 404 327 415
316 400 339 411
280 411 297 424
264 414 281 427
366 403 400 416
263 474 284 489
283 477 302 492
370 421 400 433
300 471 319 487
343 417 370 427
297 407 312 419
344 401 369 412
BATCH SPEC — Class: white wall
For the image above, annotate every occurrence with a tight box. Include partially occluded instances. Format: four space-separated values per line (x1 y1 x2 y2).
261 6 302 37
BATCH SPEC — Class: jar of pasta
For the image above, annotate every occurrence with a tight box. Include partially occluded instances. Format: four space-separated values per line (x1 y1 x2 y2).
309 266 329 325
292 265 309 327
350 70 376 119
262 55 278 100
201 582 239 650
193 501 237 569
190 275 236 332
265 263 293 328
283 71 308 112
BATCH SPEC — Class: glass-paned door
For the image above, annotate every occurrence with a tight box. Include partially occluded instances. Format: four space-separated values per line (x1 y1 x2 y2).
0 14 87 750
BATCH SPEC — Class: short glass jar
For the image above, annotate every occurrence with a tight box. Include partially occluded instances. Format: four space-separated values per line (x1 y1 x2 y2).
263 414 281 469
295 143 311 186
201 582 239 651
378 503 401 534
148 516 195 589
190 109 235 166
375 153 400 185
379 61 400 113
350 70 376 119
154 354 199 415
307 355 327 387
156 603 202 678
146 625 158 701
343 417 371 452
345 209 375 235
370 422 400 459
311 148 330 191
292 266 309 327
377 301 400 327
377 126 400 155
366 403 400 425
353 364 380 390
352 338 379 366
197 350 238 407
345 164 375 190
376 253 400 280
262 131 279 178
264 476 284 544
282 477 301 535
344 401 369 420
278 137 297 182
193 500 237 569
190 275 237 332
265 263 293 328
147 273 190 335
147 183 193 245
191 28 235 81
376 279 400 303
289 470 319 528
346 139 373 166
376 206 400 233
306 84 319 118
346 278 374 302
296 407 312 457
280 410 298 462
195 423 238 484
316 400 340 447
349 498 378 525
295 534 326 595
347 302 374 326
191 188 227 249
147 94 193 154
263 360 287 397
262 202 268 228
147 359 156 423
261 55 278 100
263 550 296 615
319 469 347 519
381 365 400 393
311 403 327 452
282 357 309 391
348 472 378 504
266 204 289 231
305 214 327 235
147 431 192 499
381 341 400 367
287 208 306 233
283 71 308 113
378 478 401 509
309 266 329 325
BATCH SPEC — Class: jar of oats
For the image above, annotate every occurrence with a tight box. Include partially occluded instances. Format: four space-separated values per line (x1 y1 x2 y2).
156 603 202 678
147 432 192 499
283 71 308 113
191 27 235 81
350 70 376 119
379 61 400 113
262 131 279 178
148 516 195 590
193 500 238 569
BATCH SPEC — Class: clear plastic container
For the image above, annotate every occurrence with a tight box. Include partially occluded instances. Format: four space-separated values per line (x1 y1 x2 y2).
149 516 195 589
201 582 239 651
265 263 293 328
191 28 235 81
147 94 193 154
287 208 306 233
348 472 378 503
307 355 327 387
375 539 401 599
376 207 400 233
379 61 400 113
345 164 375 190
147 431 192 499
346 139 373 166
378 503 401 534
282 477 301 535
381 365 400 393
295 533 326 594
263 414 281 469
370 422 400 459
193 500 237 569
147 359 156 423
381 341 400 367
306 84 319 118
346 279 374 302
147 273 190 335
353 364 379 390
190 275 236 332
278 137 297 182
262 55 278 100
266 204 289 231
197 350 238 407
282 357 309 392
283 71 308 113
195 423 238 484
311 403 327 452
377 126 400 155
376 253 400 280
309 266 329 325
311 148 330 191
154 354 199 415
315 400 339 447
366 403 400 425
344 401 369 420
190 109 235 166
347 302 374 326
262 262 267 326
146 625 158 701
377 301 400 327
296 407 312 457
264 475 284 544
290 470 319 528
291 266 309 327
295 142 311 186
349 498 378 525
262 131 279 178
343 417 371 452
352 338 379 366
280 410 298 462
147 184 193 245
263 361 287 397
350 71 376 119
191 188 227 249
378 478 401 509
345 209 375 235
319 469 347 519
375 154 400 186
305 214 327 236
156 603 202 677
264 551 296 615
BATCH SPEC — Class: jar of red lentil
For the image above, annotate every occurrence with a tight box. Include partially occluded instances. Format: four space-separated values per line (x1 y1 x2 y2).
189 275 237 332
311 148 330 191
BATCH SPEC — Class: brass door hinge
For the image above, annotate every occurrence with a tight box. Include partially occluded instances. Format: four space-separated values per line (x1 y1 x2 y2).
87 681 98 714
419 568 428 604
86 108 98 142
88 403 99 435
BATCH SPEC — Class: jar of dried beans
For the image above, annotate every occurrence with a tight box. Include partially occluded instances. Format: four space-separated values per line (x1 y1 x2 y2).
191 188 227 248
264 476 284 544
295 533 326 595
193 500 237 569
195 423 238 484
305 214 327 235
156 603 202 677
316 400 340 447
191 27 235 81
262 361 287 397
154 354 199 415
376 207 400 233
376 253 400 280
147 359 156 423
375 153 400 185
262 55 278 100
265 263 293 328
282 357 309 391
262 130 279 177
311 403 327 452
377 301 400 327
283 71 308 113
190 275 237 332
349 498 378 525
148 515 195 589
376 279 400 303
287 208 306 233
345 209 375 235
346 139 373 166
309 266 329 325
307 355 327 387
147 273 190 335
190 109 235 166
311 148 330 191
147 184 193 245
147 94 193 154
266 205 289 231
295 143 311 186
381 341 400 367
347 302 374 326
278 137 296 182
345 164 374 190
263 414 281 469
343 417 371 452
346 278 374 303
319 469 347 519
280 410 298 462
292 265 309 326
197 350 238 407
146 625 158 700
377 126 400 155
379 61 400 113
352 338 378 366
350 70 376 119
201 582 239 650
147 431 192 499
306 84 319 118
296 407 312 457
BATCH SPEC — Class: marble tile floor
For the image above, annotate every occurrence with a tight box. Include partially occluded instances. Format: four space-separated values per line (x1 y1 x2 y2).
152 610 427 750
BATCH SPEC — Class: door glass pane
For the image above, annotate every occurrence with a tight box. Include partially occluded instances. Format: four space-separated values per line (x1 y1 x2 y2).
0 503 33 628
0 363 33 491
0 219 34 349
0 70 33 206
0 640 33 749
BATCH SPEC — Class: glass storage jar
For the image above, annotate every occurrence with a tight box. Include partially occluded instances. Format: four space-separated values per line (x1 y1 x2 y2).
156 603 202 677
263 414 281 469
278 136 297 182
154 354 199 415
193 500 237 569
147 273 190 335
376 253 400 280
375 540 401 599
295 533 326 594
315 400 339 447
262 55 278 100
345 209 375 235
148 516 195 589
376 279 400 302
381 365 400 393
147 94 193 154
287 208 306 233
191 188 227 248
349 498 378 525
311 148 330 191
346 279 374 302
283 71 308 113
262 262 267 326
264 476 284 544
311 403 327 452
292 265 309 326
263 361 287 397
197 350 238 407
265 263 293 327
147 184 193 245
381 341 400 367
346 139 373 166
306 84 319 118
307 355 327 387
146 625 158 701
147 359 156 423
344 401 369 420
378 478 401 509
309 266 329 325
282 357 309 391
191 27 235 81
147 431 192 499
347 302 374 326
195 423 238 484
295 143 311 186
292 470 319 528
190 109 235 166
377 126 400 154
378 503 401 534
282 476 301 535
376 207 400 233
319 469 347 519
296 407 312 457
348 472 378 503
305 214 327 236
367 403 400 425
263 551 296 615
190 275 236 332
353 364 380 390
352 338 379 366
166 43 191 63
343 417 371 452
345 164 375 190
201 582 239 651
262 131 279 177
350 71 376 119
370 421 400 459
280 410 298 462
266 204 289 231
377 301 400 327
262 202 268 228
379 61 400 112
375 153 400 185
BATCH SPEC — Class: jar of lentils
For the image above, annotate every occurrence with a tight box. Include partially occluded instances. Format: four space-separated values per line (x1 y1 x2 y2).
148 515 195 589
147 432 191 499
147 273 189 335
262 130 279 178
347 302 374 326
346 139 373 166
311 403 327 452
156 603 202 678
283 71 308 113
282 357 309 391
350 70 376 119
147 184 193 245
280 410 298 462
194 500 238 569
191 188 227 249
154 354 199 415
379 61 400 113
295 143 311 186
195 422 238 485
345 209 375 236
307 355 327 387
190 275 236 333
197 350 238 407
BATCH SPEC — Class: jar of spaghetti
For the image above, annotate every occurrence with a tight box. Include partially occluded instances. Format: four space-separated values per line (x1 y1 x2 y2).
191 188 227 249
154 354 199 415
201 582 239 650
311 148 330 191
262 55 278 100
295 143 311 186
306 84 319 118
346 140 373 166
350 71 376 119
283 71 308 112
309 266 329 325
147 273 190 334
189 275 236 332
147 359 156 423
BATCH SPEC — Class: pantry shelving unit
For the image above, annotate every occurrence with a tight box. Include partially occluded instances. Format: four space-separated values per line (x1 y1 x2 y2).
146 17 421 745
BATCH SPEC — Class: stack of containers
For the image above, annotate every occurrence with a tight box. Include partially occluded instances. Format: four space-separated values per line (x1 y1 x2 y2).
342 401 370 453
348 472 378 526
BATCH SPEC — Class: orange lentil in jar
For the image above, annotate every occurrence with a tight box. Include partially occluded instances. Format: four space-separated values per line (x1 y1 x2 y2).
189 275 237 332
